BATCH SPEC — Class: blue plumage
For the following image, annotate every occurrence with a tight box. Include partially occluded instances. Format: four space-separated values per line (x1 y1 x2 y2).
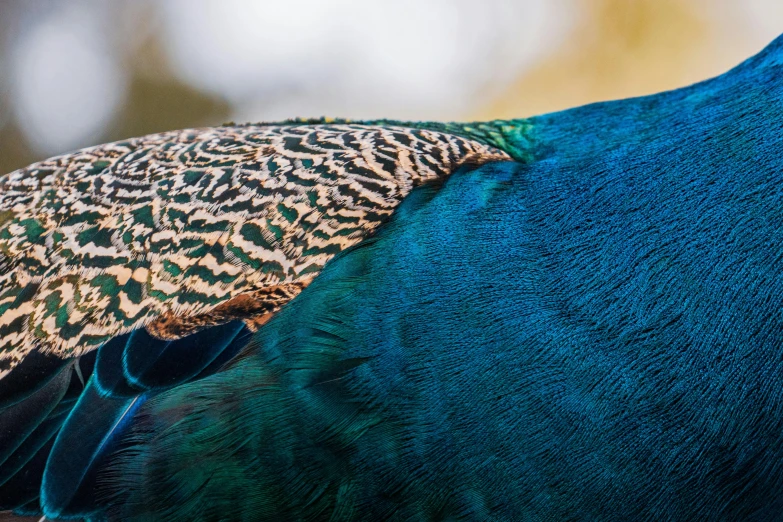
93 333 141 398
41 381 144 518
2 33 783 520
0 367 70 468
0 349 68 409
121 320 246 391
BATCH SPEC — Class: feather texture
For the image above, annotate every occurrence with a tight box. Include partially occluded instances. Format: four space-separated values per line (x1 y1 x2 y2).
122 320 245 391
0 123 511 376
0 408 68 488
93 333 140 398
0 349 68 409
0 366 70 466
97 35 783 520
41 380 144 518
0 436 56 511
2 33 783 521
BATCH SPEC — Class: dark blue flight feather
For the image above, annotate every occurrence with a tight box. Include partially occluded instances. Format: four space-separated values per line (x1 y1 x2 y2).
122 320 246 391
0 348 68 409
0 366 70 467
40 380 145 519
93 333 142 398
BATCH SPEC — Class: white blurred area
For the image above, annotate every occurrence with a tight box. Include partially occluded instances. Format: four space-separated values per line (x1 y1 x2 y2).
0 0 571 158
10 3 126 154
1 0 783 168
159 0 569 121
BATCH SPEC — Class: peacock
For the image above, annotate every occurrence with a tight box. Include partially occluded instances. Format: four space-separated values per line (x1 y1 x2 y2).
2 34 783 521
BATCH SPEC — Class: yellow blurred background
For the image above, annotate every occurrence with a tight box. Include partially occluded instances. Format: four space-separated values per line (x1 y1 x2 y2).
1 0 782 176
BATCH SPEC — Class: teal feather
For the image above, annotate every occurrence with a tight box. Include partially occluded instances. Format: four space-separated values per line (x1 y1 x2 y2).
0 436 56 511
39 319 251 518
0 366 70 466
93 333 143 398
11 499 44 517
122 320 246 391
0 349 68 409
40 380 144 519
0 408 69 488
192 326 254 379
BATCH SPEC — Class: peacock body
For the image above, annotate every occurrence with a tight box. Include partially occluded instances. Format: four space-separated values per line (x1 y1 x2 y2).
1 34 783 521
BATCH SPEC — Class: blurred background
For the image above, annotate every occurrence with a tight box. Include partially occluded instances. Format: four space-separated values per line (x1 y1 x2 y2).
1 0 783 176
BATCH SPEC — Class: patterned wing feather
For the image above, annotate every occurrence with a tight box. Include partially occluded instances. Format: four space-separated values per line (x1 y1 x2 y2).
0 122 511 377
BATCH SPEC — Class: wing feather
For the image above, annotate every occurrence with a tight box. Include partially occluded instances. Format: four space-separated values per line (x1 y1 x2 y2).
0 123 510 377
